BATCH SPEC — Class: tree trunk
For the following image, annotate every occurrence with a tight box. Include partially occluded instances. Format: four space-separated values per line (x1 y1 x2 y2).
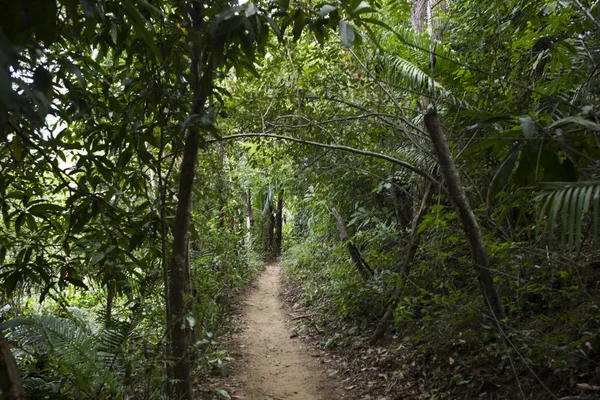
370 182 432 343
423 108 505 319
106 278 115 326
390 180 410 228
247 187 254 227
331 208 373 280
168 126 200 400
266 208 275 254
0 331 25 400
168 3 210 398
184 237 196 362
274 189 284 256
403 182 432 276
411 0 428 32
246 187 254 246
158 144 173 397
216 144 227 228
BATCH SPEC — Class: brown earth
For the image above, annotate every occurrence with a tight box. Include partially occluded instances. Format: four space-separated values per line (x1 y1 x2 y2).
207 261 345 400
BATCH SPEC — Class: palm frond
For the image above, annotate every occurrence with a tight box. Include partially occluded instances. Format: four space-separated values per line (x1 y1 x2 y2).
393 145 437 179
260 184 275 218
537 181 600 251
382 52 440 93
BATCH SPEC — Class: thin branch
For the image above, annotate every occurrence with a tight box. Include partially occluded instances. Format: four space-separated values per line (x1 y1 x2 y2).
572 0 600 31
348 48 432 157
208 132 445 191
305 95 430 141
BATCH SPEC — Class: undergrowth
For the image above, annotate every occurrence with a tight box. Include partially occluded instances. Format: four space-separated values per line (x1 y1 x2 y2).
283 208 600 399
2 240 263 400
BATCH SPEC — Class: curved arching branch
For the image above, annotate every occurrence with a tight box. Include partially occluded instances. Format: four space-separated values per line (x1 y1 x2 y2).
208 133 444 191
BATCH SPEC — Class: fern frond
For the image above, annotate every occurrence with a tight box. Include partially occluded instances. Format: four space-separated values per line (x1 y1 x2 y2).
6 315 126 398
21 376 48 394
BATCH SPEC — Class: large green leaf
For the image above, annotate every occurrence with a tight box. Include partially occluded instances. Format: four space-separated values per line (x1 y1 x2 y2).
339 20 355 48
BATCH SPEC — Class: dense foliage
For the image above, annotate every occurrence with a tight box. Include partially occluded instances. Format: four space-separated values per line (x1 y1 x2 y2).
1 0 599 398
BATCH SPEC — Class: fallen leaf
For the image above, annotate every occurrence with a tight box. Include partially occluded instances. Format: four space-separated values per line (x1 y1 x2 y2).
577 383 600 391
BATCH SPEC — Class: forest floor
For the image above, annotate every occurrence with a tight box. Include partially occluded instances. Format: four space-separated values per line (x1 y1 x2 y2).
204 261 346 399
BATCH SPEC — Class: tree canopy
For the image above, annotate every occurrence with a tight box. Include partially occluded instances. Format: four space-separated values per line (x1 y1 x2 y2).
1 0 600 398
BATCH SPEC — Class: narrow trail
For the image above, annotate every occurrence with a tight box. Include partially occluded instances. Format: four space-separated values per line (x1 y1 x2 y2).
231 261 342 400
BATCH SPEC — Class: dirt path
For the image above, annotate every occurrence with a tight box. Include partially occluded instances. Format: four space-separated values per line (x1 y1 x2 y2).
231 261 342 400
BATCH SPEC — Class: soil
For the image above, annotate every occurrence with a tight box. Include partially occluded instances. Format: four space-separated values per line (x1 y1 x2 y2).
207 261 345 400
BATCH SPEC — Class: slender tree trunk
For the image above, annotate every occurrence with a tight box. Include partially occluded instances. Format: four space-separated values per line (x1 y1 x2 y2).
423 108 505 319
106 278 115 326
158 140 173 397
169 126 200 400
266 209 275 254
247 187 254 227
184 238 196 362
274 189 284 255
216 144 227 228
370 183 432 343
403 182 432 276
0 331 24 400
331 208 373 280
246 187 254 246
390 181 410 227
168 3 211 398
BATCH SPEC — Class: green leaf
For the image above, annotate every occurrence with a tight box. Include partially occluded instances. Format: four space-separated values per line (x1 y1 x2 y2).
357 17 391 29
351 1 374 16
568 185 578 250
561 187 573 251
122 0 161 60
319 5 337 17
186 315 196 328
90 252 105 266
65 276 89 290
245 2 257 17
2 271 21 295
488 147 519 201
292 9 305 42
264 16 281 38
548 116 600 131
0 317 32 332
28 203 64 217
33 66 52 95
574 185 590 250
339 20 355 48
79 0 96 18
214 388 231 399
548 188 566 236
25 214 37 231
538 182 600 251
